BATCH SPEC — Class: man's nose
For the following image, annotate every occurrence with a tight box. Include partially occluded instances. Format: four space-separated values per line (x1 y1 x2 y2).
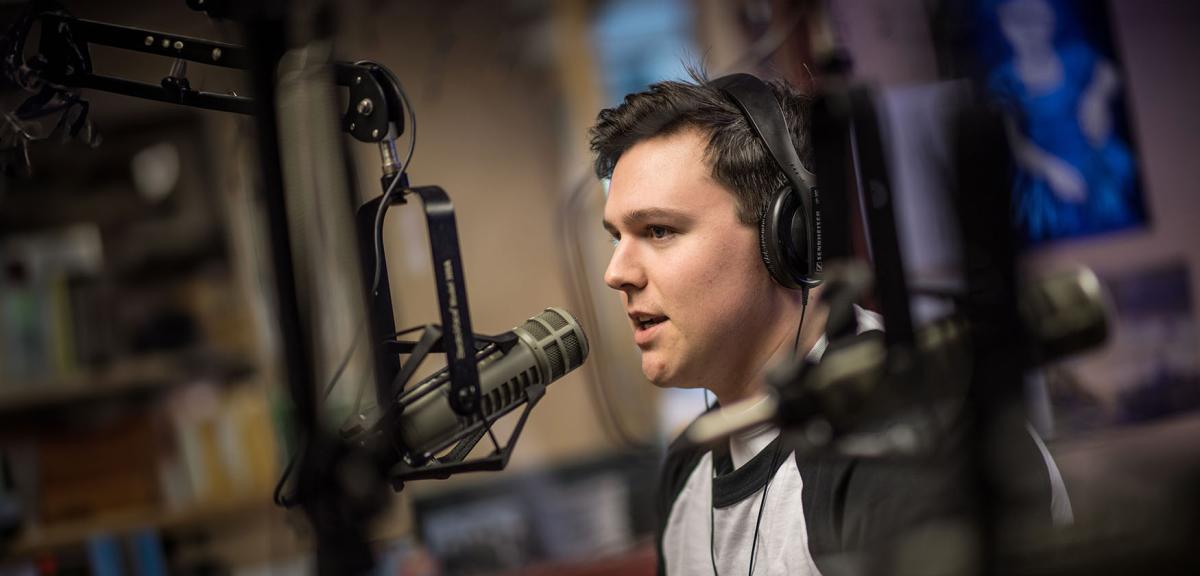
604 241 645 293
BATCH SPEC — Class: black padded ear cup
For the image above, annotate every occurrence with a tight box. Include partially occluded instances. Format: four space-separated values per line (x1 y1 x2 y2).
787 197 810 277
759 184 809 289
758 198 780 284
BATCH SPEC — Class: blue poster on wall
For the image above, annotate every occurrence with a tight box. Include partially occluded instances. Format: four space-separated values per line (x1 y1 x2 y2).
974 0 1147 245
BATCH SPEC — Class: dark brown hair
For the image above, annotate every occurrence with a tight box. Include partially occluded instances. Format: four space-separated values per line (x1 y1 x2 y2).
589 69 813 226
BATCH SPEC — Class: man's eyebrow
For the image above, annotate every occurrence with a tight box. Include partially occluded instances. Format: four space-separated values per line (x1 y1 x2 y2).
602 208 693 235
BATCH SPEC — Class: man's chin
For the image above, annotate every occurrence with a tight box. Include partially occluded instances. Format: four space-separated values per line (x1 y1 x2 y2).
646 376 674 389
641 357 674 388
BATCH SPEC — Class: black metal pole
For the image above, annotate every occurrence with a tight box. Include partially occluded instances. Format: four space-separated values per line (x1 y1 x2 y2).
954 104 1021 576
240 5 315 473
241 4 381 571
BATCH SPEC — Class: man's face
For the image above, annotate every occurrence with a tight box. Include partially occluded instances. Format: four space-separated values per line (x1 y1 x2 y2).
603 129 781 392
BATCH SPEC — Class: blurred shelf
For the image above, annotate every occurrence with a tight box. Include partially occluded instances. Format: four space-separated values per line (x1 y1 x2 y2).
0 349 255 419
5 493 274 557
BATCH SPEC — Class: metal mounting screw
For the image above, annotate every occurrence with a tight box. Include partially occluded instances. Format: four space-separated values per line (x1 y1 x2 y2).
211 48 222 61
356 98 374 116
371 128 379 138
354 76 362 85
161 39 170 48
173 40 184 50
349 122 357 131
144 36 154 46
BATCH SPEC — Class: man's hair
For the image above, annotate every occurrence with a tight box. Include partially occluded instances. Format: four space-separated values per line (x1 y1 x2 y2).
589 69 813 226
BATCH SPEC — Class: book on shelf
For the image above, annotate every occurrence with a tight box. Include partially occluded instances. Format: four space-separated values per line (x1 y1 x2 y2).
0 224 103 386
2 381 278 555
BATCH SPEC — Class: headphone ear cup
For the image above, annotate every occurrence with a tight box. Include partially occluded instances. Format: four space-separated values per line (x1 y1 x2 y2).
758 202 781 285
760 185 801 289
788 198 810 282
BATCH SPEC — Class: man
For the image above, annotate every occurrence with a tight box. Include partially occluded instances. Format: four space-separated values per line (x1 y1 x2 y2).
590 73 1067 575
592 72 873 575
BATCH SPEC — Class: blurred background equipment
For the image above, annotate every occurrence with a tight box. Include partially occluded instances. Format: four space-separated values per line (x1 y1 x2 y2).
688 265 1109 449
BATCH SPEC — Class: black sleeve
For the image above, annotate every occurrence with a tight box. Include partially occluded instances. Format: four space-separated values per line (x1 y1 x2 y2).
839 455 971 550
655 432 708 576
837 416 1054 552
793 453 858 557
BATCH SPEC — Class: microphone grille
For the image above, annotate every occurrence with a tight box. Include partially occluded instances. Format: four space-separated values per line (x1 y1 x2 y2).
517 308 590 381
563 331 584 368
546 340 565 379
543 310 569 330
522 318 552 341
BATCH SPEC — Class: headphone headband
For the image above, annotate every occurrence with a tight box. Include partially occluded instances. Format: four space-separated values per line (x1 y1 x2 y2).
712 73 817 190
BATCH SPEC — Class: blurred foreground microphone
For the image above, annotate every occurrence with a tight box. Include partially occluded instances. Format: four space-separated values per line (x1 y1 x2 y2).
688 268 1107 447
385 307 588 461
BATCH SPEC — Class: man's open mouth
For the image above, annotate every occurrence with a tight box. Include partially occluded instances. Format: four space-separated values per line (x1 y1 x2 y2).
635 316 668 330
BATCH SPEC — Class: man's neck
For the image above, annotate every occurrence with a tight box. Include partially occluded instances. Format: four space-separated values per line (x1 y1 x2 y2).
712 294 828 407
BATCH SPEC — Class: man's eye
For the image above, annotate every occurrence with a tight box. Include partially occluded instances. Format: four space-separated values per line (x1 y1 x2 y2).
609 235 620 247
648 226 671 239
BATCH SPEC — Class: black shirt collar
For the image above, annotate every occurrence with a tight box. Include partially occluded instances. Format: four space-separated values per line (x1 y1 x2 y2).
711 434 790 508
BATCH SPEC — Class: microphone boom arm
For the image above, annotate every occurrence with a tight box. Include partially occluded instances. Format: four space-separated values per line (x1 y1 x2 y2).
29 11 400 143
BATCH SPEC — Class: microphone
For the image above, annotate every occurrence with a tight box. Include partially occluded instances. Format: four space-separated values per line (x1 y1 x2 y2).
687 267 1108 447
376 307 588 461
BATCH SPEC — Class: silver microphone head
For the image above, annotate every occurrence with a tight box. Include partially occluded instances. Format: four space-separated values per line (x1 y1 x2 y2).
513 307 590 384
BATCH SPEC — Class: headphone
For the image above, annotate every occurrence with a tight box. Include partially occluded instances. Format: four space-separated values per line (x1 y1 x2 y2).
712 73 823 292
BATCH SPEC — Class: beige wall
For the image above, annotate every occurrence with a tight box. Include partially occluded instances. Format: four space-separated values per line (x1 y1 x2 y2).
830 0 941 86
